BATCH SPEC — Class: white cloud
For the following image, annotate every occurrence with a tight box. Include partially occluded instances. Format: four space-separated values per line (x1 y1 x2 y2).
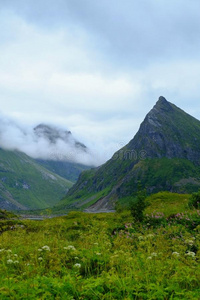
1 1 200 168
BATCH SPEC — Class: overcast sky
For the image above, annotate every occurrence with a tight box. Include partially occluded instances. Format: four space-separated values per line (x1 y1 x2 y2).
1 0 200 164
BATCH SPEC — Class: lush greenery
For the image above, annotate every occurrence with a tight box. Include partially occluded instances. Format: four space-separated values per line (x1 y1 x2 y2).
58 157 200 213
189 191 200 209
0 149 73 210
0 192 200 299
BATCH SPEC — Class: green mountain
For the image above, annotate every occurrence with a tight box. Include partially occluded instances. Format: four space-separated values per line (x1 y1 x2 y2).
57 96 200 211
0 148 73 210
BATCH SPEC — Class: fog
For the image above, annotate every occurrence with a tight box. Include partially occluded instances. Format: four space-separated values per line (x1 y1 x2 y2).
0 113 105 166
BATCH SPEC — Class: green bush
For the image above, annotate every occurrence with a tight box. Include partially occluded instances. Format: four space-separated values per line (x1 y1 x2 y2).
189 191 200 209
129 185 147 222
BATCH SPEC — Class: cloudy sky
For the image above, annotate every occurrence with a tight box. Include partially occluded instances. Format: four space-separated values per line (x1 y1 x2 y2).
1 0 200 164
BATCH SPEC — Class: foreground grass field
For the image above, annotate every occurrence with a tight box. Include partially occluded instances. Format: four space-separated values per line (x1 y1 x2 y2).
0 192 200 299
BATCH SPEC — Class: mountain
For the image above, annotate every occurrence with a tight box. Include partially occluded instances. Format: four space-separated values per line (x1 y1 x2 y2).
34 124 90 182
34 124 87 151
0 148 73 210
57 96 200 212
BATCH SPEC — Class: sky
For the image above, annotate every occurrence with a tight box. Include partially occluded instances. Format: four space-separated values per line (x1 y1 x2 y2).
1 0 200 165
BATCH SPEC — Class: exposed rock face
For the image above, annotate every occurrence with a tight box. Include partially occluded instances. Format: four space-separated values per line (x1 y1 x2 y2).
127 96 200 163
58 96 200 211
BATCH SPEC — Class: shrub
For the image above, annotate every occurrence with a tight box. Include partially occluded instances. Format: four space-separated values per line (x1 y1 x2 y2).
189 191 200 209
129 185 147 222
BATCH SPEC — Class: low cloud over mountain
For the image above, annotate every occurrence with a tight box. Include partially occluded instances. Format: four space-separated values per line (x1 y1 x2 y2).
0 113 98 166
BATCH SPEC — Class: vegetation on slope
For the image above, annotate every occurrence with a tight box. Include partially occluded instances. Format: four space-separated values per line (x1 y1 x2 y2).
0 193 199 299
58 97 200 211
0 149 73 210
56 157 200 213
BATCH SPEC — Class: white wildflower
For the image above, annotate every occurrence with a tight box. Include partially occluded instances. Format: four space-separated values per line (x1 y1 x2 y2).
66 245 76 251
185 239 194 246
14 260 19 264
96 252 101 256
147 256 152 260
151 252 157 257
38 257 43 261
42 245 50 251
172 252 180 257
7 250 12 253
74 263 81 268
186 251 195 258
7 259 13 264
38 249 42 252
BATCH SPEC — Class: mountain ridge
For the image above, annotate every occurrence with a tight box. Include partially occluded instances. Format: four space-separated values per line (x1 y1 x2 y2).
56 96 200 212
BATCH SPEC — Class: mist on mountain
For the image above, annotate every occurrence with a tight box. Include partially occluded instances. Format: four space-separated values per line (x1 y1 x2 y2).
0 113 99 166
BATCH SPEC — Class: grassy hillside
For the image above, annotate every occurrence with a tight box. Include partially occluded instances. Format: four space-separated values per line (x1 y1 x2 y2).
0 193 199 299
0 149 73 210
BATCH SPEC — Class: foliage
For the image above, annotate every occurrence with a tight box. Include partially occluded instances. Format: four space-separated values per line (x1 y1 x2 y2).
129 184 147 222
189 190 200 209
0 195 200 299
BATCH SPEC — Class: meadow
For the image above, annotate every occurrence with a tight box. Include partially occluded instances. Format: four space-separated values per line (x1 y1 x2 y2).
0 192 200 299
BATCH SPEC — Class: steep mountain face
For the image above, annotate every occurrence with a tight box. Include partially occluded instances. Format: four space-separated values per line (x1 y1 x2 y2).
0 148 73 210
34 124 90 182
57 97 200 211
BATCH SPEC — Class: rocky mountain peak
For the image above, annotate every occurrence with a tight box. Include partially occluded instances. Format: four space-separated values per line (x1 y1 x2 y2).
152 96 173 114
126 96 200 163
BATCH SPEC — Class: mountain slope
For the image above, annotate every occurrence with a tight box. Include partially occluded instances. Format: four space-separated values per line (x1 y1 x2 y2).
35 159 90 183
0 148 73 210
57 96 200 211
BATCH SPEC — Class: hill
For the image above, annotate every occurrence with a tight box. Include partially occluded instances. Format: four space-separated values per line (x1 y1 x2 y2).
57 96 200 212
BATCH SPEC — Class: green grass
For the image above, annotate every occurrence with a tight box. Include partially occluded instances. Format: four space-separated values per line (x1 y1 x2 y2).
0 193 200 299
145 191 190 217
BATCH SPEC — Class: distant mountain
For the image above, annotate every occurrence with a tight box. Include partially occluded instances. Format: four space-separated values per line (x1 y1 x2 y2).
0 148 73 210
34 124 87 150
57 96 200 212
34 124 90 182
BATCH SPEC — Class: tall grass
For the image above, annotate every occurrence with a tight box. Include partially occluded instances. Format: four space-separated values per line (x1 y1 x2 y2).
0 195 200 299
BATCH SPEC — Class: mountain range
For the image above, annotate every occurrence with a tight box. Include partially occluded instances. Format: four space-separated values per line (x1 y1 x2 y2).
2 96 200 213
57 96 200 212
0 124 90 210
